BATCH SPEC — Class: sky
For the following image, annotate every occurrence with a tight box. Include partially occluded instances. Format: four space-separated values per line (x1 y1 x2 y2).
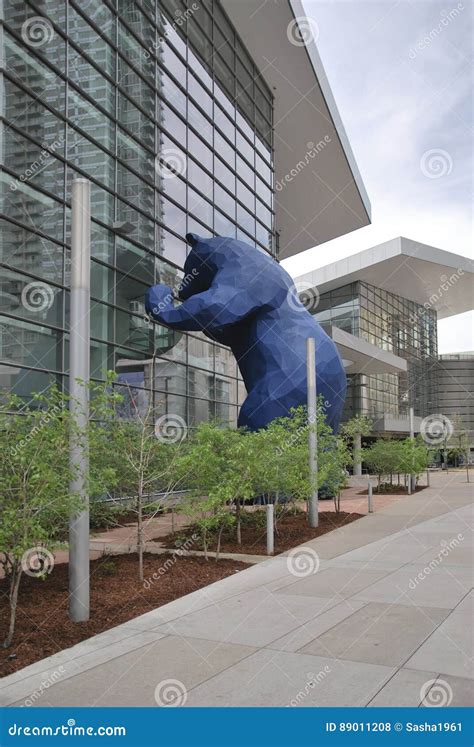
281 0 473 353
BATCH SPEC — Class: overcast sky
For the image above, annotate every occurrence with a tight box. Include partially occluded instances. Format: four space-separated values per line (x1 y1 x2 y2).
281 0 473 353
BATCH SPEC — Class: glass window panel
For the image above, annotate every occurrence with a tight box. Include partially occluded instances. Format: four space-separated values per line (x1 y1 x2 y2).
256 221 271 250
187 215 211 240
187 160 213 201
214 156 235 193
161 104 187 144
67 127 114 189
4 3 66 70
118 22 154 82
90 340 112 380
118 56 154 113
214 346 236 376
0 315 61 370
121 1 154 47
69 47 115 114
118 92 154 149
256 175 272 206
161 197 187 236
115 307 153 353
213 53 234 99
189 4 213 43
116 197 155 247
115 270 149 315
188 337 214 370
256 198 272 228
4 79 65 153
162 15 187 58
214 131 235 169
213 103 235 144
153 360 187 396
3 128 64 199
161 71 187 118
159 229 187 267
65 168 114 229
117 130 155 183
4 32 65 113
188 103 213 142
256 153 272 185
188 186 213 228
116 237 154 284
0 173 64 242
187 48 213 91
214 82 235 118
188 74 212 117
69 7 115 76
188 131 213 171
214 209 236 237
236 155 254 189
236 131 254 165
160 174 186 208
214 25 233 69
0 221 63 283
68 88 114 151
157 136 187 182
237 203 256 235
215 184 235 219
0 268 62 327
161 42 187 85
187 18 213 66
81 0 115 41
90 262 114 303
237 180 255 212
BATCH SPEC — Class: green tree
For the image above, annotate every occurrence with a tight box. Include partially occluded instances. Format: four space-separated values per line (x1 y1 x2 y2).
341 415 373 476
0 388 81 648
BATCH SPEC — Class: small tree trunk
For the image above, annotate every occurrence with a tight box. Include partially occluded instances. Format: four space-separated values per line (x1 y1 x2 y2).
215 525 224 562
235 500 241 545
4 563 22 648
202 529 208 561
137 481 144 582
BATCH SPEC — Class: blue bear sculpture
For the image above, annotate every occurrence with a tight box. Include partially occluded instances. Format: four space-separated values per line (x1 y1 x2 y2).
145 234 346 432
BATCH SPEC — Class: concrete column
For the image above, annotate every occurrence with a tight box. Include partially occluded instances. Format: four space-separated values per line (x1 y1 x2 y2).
306 337 318 528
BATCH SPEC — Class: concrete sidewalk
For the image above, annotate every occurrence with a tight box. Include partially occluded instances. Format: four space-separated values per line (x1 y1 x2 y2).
1 471 472 708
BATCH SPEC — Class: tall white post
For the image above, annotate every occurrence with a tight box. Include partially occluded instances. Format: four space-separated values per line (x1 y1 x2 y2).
69 178 91 622
306 337 318 528
353 432 362 476
409 406 415 494
266 503 274 556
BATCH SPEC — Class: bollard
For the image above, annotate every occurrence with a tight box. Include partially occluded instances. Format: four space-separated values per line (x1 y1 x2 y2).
368 481 374 513
426 469 430 487
266 503 274 555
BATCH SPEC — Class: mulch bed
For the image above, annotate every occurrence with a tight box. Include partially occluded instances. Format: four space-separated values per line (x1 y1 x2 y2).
0 553 249 677
357 485 427 495
161 510 363 556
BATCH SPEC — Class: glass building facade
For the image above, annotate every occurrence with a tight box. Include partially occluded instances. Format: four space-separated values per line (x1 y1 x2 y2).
313 281 439 421
0 0 275 426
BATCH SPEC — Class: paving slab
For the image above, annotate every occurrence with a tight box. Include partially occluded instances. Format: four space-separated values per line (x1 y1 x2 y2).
299 602 449 666
273 567 388 600
183 648 395 707
367 668 439 707
405 591 474 679
11 636 257 708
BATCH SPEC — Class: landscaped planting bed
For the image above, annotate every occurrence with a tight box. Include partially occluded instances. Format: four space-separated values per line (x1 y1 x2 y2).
0 553 249 677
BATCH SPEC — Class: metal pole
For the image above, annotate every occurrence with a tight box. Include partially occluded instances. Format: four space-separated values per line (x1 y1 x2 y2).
426 468 430 487
368 480 374 513
266 503 274 555
306 337 318 528
409 406 415 494
69 178 91 622
353 432 362 476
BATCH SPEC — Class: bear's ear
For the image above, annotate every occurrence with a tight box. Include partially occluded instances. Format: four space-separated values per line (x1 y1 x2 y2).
186 233 199 247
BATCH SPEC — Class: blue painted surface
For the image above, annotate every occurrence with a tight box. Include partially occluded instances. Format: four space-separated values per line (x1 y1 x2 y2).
145 234 346 431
